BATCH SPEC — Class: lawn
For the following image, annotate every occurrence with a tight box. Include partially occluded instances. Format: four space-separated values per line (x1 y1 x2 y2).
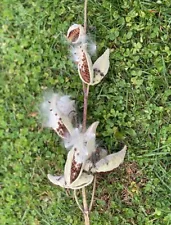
0 0 171 224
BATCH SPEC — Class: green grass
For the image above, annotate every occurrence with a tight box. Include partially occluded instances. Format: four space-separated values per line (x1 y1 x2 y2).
0 0 171 224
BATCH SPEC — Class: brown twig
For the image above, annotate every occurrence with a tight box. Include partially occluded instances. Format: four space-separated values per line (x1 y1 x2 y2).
89 175 97 211
74 190 84 213
82 83 90 225
82 187 90 225
82 1 91 224
82 83 89 132
84 0 88 33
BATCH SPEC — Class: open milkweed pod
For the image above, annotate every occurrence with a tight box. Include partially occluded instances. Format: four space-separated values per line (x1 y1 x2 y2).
64 146 84 185
47 174 66 188
92 48 110 85
77 46 110 85
67 24 85 44
91 145 127 173
77 44 94 84
69 173 94 189
47 173 93 190
64 122 98 185
41 93 75 139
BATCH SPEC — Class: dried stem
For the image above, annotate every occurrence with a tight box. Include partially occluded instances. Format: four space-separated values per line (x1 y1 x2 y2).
82 187 90 225
79 1 92 224
89 175 97 211
84 0 88 33
82 1 90 223
74 190 84 213
82 83 89 132
82 83 90 225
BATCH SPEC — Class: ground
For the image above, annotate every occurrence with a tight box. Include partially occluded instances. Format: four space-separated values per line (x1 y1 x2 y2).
0 0 171 224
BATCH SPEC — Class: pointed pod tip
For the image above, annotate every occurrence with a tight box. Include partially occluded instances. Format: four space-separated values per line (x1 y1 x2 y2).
119 145 127 159
86 121 99 134
94 121 99 131
122 145 127 152
104 48 110 56
93 121 99 127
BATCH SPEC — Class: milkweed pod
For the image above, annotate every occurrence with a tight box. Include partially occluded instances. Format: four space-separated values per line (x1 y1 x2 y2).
69 173 94 189
64 122 98 185
64 146 84 185
77 44 94 84
47 174 66 188
86 121 99 135
77 47 110 86
67 24 85 44
92 145 127 173
92 48 110 85
47 173 93 190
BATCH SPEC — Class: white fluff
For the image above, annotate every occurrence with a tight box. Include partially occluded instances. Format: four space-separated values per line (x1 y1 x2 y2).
65 130 89 164
64 127 81 149
64 122 99 164
41 93 75 137
41 93 59 129
70 39 96 65
74 134 89 164
70 44 85 64
87 39 97 56
56 95 76 118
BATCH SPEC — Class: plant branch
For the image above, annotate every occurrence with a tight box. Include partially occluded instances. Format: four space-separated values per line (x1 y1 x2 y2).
84 0 88 33
82 83 89 132
82 1 91 224
82 187 90 225
82 83 90 225
89 175 97 211
74 190 84 213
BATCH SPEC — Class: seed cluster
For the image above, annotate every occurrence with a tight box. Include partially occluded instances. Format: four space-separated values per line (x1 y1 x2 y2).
70 152 82 183
68 28 80 42
79 52 90 83
56 118 69 138
93 68 104 77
